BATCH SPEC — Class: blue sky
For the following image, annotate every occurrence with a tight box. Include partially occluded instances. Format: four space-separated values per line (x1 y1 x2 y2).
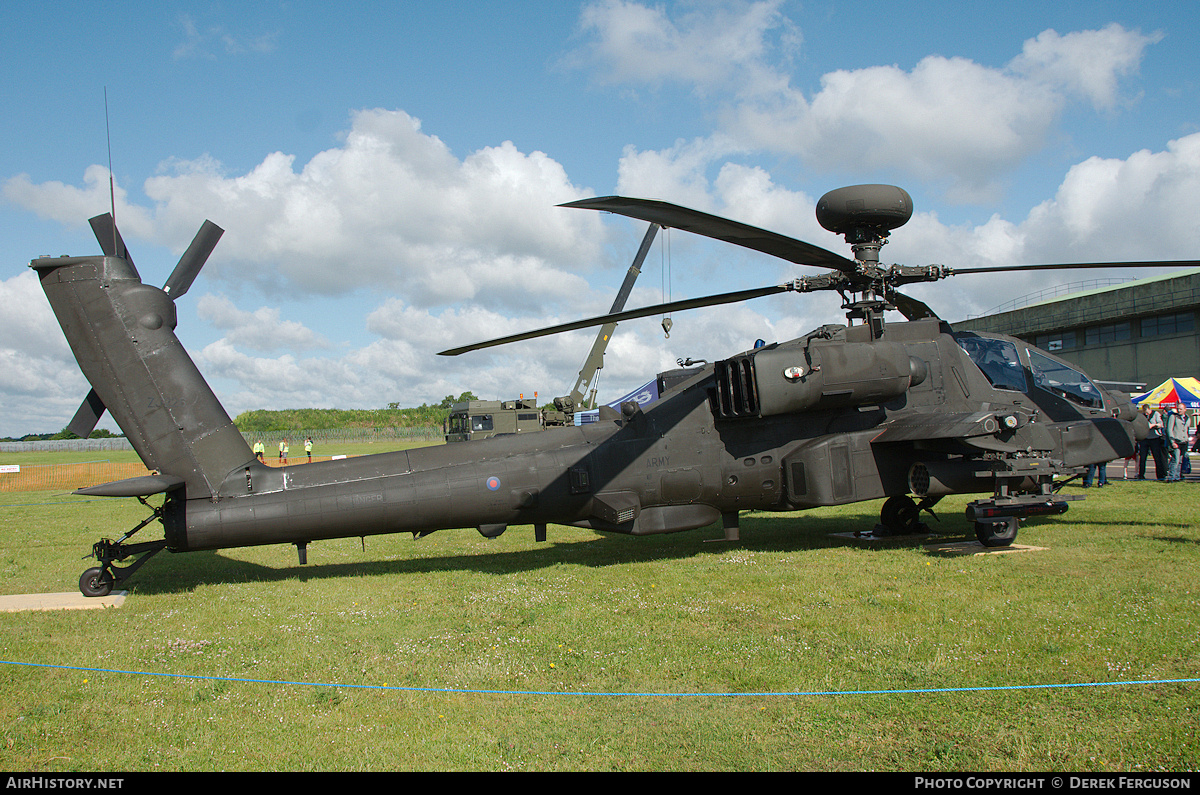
2 1 1198 436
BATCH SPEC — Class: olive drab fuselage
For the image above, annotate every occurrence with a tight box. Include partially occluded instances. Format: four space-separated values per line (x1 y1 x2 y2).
37 185 1168 595
34 249 1138 554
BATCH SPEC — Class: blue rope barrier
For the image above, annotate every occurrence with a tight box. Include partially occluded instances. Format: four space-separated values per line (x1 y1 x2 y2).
3 659 1197 698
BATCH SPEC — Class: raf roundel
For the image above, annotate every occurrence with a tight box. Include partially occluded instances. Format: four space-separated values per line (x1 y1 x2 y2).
486 476 501 491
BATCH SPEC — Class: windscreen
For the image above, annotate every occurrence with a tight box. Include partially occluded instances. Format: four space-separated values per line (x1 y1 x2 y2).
955 335 1028 392
1027 349 1103 408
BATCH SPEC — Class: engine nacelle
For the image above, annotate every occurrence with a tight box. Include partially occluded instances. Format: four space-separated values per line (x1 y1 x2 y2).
709 340 927 419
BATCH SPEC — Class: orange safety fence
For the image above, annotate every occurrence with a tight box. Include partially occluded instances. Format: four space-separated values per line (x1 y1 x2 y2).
0 462 151 493
0 456 347 493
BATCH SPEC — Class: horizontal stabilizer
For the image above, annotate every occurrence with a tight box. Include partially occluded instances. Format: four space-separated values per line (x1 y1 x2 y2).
74 474 186 498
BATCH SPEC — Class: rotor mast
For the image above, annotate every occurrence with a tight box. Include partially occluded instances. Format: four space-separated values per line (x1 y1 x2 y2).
838 231 889 337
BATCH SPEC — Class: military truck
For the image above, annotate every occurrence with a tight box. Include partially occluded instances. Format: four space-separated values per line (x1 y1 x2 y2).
444 398 548 442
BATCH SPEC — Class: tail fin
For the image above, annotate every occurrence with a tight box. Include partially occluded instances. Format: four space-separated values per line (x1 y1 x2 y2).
32 251 253 498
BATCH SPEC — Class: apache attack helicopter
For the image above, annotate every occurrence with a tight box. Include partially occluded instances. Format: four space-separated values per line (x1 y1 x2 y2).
33 185 1187 597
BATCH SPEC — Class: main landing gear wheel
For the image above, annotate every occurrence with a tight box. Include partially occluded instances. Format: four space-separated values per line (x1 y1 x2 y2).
79 566 114 598
879 495 923 534
974 517 1019 548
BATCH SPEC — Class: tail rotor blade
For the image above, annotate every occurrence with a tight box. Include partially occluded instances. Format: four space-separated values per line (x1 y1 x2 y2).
87 213 133 262
163 220 224 299
66 388 107 439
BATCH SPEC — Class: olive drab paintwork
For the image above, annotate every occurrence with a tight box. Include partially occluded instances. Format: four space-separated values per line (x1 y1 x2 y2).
35 184 1187 597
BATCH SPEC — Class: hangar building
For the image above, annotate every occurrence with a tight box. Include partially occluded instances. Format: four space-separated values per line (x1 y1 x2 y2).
953 268 1200 392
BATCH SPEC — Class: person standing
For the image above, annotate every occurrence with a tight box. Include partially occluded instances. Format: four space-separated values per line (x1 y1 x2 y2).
1183 408 1194 476
253 439 265 462
279 438 289 465
1165 404 1189 482
1138 406 1167 480
1083 462 1109 488
305 436 313 464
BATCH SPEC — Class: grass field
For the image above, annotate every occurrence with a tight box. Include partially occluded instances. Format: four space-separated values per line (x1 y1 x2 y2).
0 447 1197 772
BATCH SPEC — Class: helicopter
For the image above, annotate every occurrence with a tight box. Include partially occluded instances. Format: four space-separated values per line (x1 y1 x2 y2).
32 184 1187 597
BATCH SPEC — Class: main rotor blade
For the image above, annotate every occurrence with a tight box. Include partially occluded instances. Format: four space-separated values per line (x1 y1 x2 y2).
439 283 793 356
163 220 224 299
561 196 858 274
950 260 1200 275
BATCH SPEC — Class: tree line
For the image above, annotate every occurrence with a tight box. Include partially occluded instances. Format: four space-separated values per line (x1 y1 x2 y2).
6 393 487 440
232 392 480 433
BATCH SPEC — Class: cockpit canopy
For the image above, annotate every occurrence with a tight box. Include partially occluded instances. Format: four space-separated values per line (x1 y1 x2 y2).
954 333 1103 409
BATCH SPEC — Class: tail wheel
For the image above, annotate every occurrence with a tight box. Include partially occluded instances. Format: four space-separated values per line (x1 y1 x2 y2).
79 566 114 598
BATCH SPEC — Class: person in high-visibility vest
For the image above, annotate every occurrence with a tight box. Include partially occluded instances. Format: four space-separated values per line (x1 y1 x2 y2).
253 440 265 462
279 439 289 465
305 437 313 463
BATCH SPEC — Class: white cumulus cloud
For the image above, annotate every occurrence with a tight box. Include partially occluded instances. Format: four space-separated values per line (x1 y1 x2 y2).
575 2 1162 202
5 109 606 313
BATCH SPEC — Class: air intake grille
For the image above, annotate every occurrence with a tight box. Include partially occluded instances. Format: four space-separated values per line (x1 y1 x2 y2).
709 355 759 418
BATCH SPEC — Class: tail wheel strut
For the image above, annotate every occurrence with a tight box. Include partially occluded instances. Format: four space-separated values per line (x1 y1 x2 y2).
79 538 167 597
78 496 168 597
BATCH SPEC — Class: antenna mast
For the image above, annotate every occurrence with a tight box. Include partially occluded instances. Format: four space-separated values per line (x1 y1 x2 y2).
104 88 117 256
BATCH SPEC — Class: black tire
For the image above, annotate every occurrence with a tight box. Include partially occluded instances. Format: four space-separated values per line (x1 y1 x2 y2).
974 518 1018 548
880 495 920 534
79 567 113 598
